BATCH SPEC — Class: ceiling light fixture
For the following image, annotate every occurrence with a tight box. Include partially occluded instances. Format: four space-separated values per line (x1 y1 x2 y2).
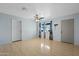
34 14 44 22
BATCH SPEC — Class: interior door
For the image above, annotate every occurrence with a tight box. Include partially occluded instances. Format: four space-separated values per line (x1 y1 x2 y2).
61 19 74 44
12 20 21 42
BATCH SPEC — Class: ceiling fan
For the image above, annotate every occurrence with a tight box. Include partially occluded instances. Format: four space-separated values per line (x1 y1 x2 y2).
34 14 44 22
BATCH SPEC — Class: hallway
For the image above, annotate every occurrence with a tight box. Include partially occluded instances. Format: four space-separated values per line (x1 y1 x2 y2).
0 38 79 56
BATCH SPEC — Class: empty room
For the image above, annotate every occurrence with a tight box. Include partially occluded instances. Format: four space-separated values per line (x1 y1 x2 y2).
0 3 79 56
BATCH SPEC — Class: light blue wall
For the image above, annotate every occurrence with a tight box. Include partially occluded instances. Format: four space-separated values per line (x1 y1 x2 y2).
52 19 61 41
0 13 12 45
0 13 37 45
52 14 74 41
22 19 36 40
74 15 79 46
52 14 79 46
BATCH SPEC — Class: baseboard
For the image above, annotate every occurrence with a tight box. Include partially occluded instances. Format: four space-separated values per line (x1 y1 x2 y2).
12 40 22 42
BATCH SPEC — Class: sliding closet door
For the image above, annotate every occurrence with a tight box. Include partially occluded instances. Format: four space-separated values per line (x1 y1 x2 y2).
12 20 21 42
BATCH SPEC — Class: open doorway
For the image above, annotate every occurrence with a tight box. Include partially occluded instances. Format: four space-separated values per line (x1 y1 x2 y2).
39 21 53 40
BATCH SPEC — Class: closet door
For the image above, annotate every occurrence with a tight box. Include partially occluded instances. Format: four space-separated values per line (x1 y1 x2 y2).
12 19 21 42
61 19 74 44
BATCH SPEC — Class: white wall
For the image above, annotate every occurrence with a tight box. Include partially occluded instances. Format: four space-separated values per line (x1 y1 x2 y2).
22 19 36 40
0 13 12 45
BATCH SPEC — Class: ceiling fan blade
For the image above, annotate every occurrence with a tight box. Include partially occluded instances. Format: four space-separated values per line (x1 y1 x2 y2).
39 17 44 20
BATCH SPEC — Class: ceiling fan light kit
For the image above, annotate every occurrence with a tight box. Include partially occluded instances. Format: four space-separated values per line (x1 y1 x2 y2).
34 14 44 22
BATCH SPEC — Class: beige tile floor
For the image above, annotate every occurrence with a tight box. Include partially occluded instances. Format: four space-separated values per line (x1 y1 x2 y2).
0 38 79 56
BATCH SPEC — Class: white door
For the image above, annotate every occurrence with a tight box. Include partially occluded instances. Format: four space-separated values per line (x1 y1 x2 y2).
61 19 74 44
12 20 21 42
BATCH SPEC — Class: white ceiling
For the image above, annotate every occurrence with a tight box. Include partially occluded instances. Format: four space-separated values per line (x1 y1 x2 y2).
0 3 79 19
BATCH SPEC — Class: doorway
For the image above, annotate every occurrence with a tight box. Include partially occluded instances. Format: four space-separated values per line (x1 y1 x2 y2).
61 19 74 44
45 21 53 40
39 21 53 40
